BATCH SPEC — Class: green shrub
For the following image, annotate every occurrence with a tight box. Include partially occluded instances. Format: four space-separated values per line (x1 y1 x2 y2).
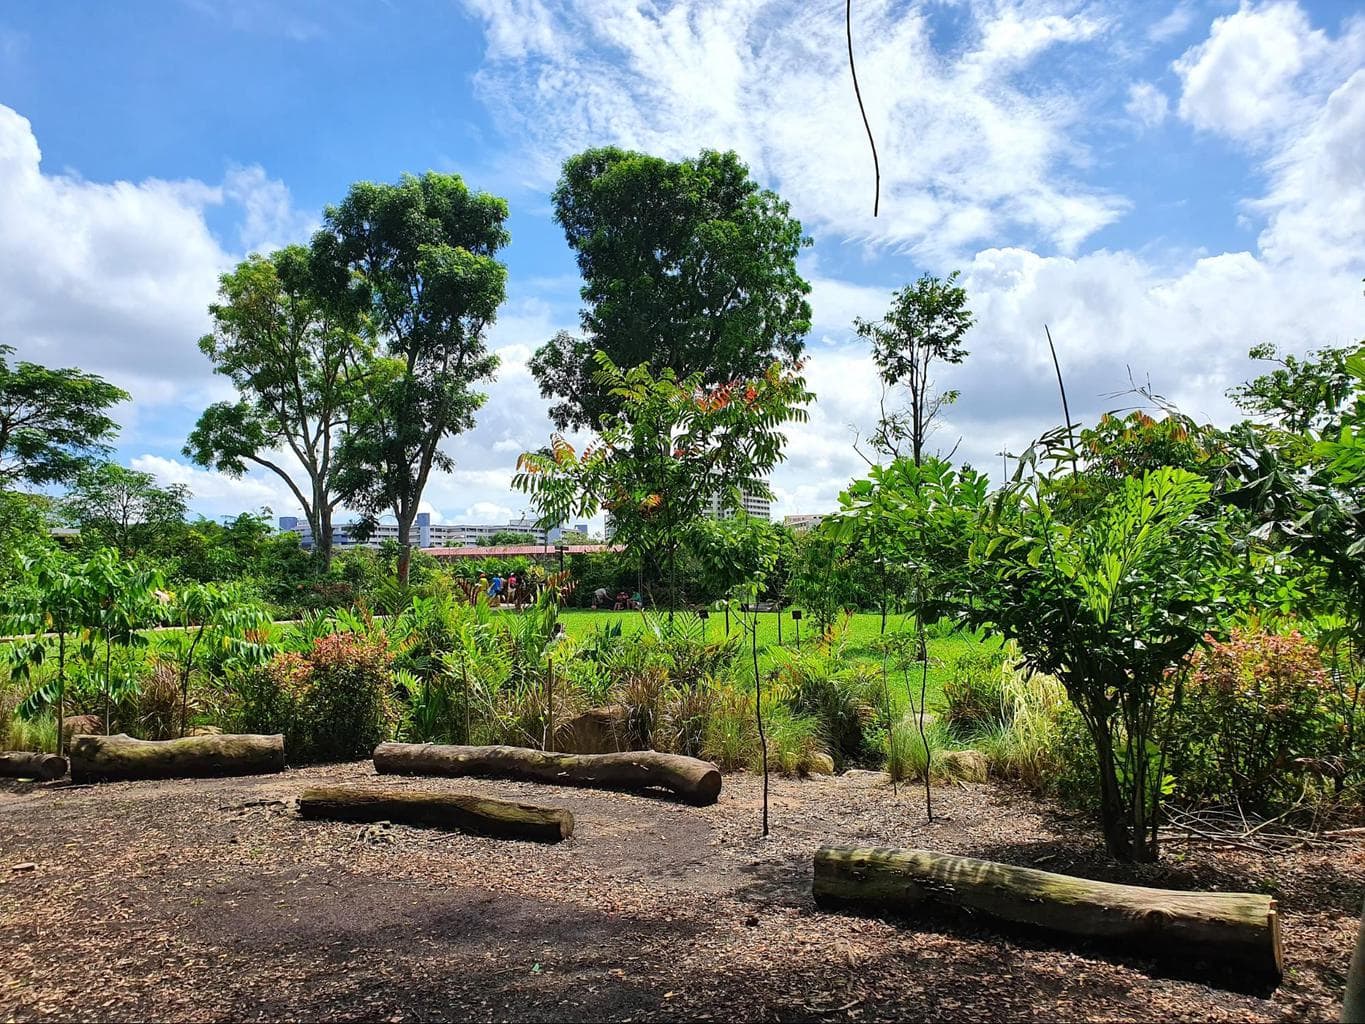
942 647 1008 735
234 632 393 763
298 631 394 761
132 659 186 740
1174 628 1335 811
773 649 877 769
3 713 58 753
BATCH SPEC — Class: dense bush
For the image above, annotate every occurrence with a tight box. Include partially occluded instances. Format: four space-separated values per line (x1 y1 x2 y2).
234 632 393 762
942 647 1008 736
1174 628 1334 810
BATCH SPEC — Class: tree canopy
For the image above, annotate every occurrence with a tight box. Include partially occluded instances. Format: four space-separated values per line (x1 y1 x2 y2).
185 244 372 567
0 344 129 487
317 172 510 585
530 147 812 430
855 272 973 464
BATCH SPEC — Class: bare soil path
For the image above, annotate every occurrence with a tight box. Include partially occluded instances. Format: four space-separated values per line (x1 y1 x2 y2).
1 765 1360 1022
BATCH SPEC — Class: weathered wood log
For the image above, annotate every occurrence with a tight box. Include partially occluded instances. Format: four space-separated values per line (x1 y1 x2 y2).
297 785 573 843
813 845 1282 979
0 751 68 780
69 733 285 783
373 742 722 806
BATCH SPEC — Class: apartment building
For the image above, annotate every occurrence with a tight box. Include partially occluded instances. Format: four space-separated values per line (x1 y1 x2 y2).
278 513 589 551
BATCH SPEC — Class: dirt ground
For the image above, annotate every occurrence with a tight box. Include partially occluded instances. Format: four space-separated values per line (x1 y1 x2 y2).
1 764 1361 1023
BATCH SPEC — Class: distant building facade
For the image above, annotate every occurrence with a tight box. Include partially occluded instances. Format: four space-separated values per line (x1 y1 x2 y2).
278 513 590 551
783 513 825 532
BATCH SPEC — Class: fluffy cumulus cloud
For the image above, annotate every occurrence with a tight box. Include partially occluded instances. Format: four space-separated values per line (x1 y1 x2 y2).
0 104 297 412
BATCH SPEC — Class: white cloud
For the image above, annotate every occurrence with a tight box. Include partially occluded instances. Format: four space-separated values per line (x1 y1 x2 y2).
460 0 1126 257
1148 2 1195 43
1125 81 1169 128
0 104 308 423
1172 1 1350 143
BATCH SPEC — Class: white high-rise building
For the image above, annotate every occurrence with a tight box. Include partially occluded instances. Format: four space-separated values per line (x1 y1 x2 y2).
278 513 577 551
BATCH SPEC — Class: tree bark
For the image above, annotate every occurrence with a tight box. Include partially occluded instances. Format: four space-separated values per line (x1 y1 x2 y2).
373 742 722 806
297 785 573 842
813 845 1282 980
70 733 285 783
0 751 68 780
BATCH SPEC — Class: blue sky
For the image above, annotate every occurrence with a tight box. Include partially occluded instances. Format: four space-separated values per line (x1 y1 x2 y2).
0 0 1362 526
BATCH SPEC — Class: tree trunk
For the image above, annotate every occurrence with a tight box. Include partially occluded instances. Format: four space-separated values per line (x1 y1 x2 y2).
0 751 68 780
373 742 722 806
69 733 285 783
298 785 573 842
315 503 334 571
813 845 1282 980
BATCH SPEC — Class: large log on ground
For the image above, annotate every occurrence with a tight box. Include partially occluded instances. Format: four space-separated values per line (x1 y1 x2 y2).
69 733 285 783
813 845 1282 979
0 751 68 780
298 785 573 842
374 742 722 806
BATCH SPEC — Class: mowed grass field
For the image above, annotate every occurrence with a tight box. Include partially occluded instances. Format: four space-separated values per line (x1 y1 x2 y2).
557 609 998 713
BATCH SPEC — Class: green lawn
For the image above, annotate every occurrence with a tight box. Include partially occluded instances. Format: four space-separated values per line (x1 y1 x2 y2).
556 609 997 712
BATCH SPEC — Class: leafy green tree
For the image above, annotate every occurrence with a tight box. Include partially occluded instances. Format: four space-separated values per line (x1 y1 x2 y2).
3 548 91 754
854 272 973 464
63 462 189 558
165 581 270 736
691 514 791 629
82 548 160 733
530 147 812 430
186 246 372 568
317 173 509 586
1229 341 1359 436
514 354 812 615
968 459 1244 862
0 344 129 487
479 530 535 547
829 457 990 817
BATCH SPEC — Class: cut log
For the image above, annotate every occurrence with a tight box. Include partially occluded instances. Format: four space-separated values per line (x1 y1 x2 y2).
69 733 285 783
297 785 573 843
0 751 68 781
374 742 722 806
813 845 1282 980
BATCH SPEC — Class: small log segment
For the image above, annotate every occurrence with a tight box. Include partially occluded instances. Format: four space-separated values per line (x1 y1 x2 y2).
297 785 573 843
813 845 1282 980
69 733 285 783
373 742 722 806
0 751 68 781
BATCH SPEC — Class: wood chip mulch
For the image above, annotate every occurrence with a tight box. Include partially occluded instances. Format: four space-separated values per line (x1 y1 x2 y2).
1 764 1361 1022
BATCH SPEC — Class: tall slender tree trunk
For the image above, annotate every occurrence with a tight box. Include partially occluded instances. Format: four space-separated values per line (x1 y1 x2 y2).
396 509 416 587
315 501 334 571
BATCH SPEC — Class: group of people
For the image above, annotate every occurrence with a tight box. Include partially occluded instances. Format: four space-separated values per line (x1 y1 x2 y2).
475 572 520 608
591 587 642 611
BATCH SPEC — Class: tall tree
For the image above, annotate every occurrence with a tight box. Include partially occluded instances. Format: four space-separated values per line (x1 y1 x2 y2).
64 462 190 557
317 173 509 586
185 245 371 568
855 272 973 464
530 147 812 430
0 344 128 487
